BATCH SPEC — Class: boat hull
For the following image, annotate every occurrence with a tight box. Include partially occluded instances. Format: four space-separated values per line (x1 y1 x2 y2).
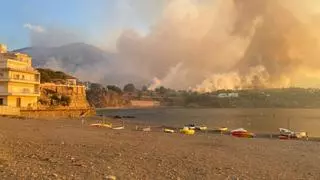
231 131 255 138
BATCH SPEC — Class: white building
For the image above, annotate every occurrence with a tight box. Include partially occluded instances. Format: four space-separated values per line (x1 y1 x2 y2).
217 92 239 98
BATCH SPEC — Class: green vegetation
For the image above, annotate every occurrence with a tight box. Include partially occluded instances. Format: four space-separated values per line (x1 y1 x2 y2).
86 83 128 108
37 68 75 83
125 86 320 108
106 85 122 94
171 88 320 108
39 89 71 107
123 83 136 93
85 81 320 108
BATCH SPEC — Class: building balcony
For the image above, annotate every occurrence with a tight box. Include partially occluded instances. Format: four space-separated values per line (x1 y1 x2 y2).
0 67 39 74
0 91 40 96
0 77 40 84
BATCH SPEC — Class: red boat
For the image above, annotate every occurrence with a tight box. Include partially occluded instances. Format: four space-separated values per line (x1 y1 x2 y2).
231 128 255 138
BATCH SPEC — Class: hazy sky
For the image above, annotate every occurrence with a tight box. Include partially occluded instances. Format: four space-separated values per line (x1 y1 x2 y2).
2 0 320 90
0 0 164 50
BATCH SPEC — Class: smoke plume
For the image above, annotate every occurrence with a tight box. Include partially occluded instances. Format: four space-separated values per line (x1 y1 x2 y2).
27 0 320 91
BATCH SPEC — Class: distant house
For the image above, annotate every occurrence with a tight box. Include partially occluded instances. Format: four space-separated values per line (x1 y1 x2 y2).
217 92 239 98
123 92 138 101
66 78 77 86
50 77 77 86
83 81 92 90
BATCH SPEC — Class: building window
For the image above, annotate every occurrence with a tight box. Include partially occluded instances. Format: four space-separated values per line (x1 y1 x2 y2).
0 98 3 105
16 98 21 107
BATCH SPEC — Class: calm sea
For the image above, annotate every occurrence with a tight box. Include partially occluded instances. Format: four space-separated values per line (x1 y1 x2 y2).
97 108 320 137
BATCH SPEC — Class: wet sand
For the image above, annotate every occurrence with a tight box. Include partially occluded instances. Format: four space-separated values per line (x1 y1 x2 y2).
0 116 320 180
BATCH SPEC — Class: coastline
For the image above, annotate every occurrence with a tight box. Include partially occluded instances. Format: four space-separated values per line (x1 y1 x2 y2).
1 116 319 179
95 106 166 111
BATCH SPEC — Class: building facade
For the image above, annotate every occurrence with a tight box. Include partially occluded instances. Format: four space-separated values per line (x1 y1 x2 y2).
0 44 40 108
217 92 239 98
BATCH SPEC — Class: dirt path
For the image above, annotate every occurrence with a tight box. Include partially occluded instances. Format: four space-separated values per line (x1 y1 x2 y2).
0 117 319 180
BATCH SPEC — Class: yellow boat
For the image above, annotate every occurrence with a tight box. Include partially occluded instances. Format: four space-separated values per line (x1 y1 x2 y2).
218 127 228 132
180 127 195 135
90 123 112 128
164 128 175 133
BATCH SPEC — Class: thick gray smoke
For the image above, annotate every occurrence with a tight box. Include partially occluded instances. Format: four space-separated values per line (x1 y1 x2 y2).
27 0 320 90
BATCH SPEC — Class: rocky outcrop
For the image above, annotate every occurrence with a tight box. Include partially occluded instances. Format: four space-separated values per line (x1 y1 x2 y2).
86 86 129 108
38 83 90 109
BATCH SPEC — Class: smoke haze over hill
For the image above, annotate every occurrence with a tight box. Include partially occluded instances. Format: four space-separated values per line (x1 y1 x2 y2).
22 0 320 91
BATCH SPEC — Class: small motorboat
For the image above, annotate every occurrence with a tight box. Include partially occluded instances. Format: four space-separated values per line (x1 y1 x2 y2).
279 128 297 139
112 126 125 130
180 127 195 135
217 127 228 132
90 123 112 128
296 131 308 139
195 126 207 131
185 124 196 130
215 127 228 133
279 128 308 139
136 126 151 132
142 127 151 132
231 128 255 138
164 128 175 133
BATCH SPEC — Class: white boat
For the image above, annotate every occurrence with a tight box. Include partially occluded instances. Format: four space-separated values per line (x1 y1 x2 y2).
279 128 308 139
279 128 295 136
164 128 175 133
142 127 151 132
112 126 125 130
185 124 196 130
195 126 207 131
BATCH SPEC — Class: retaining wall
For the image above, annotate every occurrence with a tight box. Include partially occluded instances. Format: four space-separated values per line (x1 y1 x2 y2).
20 108 95 119
0 106 20 116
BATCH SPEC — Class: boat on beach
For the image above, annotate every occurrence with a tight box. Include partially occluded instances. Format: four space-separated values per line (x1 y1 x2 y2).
231 128 255 138
112 126 125 130
185 124 196 130
185 124 207 131
90 123 112 128
210 127 229 134
180 127 195 135
279 128 308 139
164 128 175 133
195 126 207 131
136 126 151 132
216 127 228 132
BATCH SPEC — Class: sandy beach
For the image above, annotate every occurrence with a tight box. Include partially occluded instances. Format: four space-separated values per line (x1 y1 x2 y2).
0 116 319 180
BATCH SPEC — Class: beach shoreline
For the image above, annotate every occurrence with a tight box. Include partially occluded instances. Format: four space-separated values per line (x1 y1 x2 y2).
0 116 319 179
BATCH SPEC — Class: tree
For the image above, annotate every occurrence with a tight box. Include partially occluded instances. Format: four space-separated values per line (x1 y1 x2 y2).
141 85 148 91
107 85 122 94
91 83 103 90
123 83 136 93
159 86 167 95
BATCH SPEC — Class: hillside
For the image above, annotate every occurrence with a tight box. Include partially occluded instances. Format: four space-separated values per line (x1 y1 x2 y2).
163 88 320 108
13 43 113 83
14 43 110 67
36 68 76 83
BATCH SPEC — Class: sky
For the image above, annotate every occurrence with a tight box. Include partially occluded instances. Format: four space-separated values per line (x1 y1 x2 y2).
0 0 164 50
2 0 320 90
